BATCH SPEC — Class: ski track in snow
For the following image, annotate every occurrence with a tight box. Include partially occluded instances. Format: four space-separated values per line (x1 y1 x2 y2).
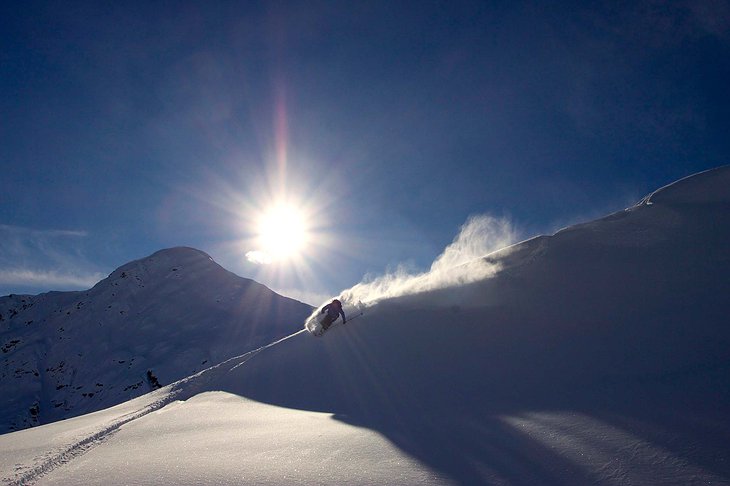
2 328 307 486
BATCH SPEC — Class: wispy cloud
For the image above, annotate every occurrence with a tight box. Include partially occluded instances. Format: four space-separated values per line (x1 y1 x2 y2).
0 269 104 289
0 224 89 238
0 224 103 294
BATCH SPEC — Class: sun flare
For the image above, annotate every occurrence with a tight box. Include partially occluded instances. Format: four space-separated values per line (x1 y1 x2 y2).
254 204 310 262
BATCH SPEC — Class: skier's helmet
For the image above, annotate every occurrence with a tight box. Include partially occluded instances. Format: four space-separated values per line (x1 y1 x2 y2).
332 299 341 308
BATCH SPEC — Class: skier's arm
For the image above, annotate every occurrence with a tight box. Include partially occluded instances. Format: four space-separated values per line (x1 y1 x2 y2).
340 309 346 323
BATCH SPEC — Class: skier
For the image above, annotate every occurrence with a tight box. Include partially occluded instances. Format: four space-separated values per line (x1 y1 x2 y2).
320 299 346 331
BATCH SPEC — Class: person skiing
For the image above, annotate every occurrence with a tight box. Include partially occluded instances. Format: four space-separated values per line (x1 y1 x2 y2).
320 298 346 331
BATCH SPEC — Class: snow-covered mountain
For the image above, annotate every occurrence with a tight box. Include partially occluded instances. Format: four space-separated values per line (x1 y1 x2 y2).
0 247 313 433
1 166 729 485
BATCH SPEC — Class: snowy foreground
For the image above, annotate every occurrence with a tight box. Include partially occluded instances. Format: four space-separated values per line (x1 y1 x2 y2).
2 166 730 485
1 362 444 485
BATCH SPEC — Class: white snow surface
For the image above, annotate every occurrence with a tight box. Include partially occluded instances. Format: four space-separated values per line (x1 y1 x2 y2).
2 166 730 485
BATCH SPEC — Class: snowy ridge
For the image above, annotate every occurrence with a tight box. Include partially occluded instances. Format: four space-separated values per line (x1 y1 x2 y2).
639 164 730 206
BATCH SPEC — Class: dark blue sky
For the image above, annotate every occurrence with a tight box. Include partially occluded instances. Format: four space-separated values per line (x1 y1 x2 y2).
2 1 729 302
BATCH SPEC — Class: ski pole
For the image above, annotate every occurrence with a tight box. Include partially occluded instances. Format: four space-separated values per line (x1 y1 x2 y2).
345 312 364 324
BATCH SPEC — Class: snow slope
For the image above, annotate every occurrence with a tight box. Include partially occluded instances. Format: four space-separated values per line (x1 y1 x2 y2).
0 247 313 433
1 166 729 485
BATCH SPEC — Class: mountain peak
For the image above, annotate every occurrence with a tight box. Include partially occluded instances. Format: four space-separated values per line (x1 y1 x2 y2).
116 246 215 271
103 247 222 286
0 247 313 432
148 247 214 262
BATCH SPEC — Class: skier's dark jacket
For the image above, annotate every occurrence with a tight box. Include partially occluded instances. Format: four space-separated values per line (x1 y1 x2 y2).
322 301 346 323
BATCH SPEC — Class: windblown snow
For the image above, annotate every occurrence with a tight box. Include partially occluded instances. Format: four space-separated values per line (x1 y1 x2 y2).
2 166 729 485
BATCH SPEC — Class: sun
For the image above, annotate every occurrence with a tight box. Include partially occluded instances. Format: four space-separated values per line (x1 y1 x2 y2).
254 204 310 262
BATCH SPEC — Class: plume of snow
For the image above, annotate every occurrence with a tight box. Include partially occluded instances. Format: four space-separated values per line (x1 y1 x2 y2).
337 214 518 309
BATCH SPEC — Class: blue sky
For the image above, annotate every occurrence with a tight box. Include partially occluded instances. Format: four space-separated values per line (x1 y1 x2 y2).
2 1 729 303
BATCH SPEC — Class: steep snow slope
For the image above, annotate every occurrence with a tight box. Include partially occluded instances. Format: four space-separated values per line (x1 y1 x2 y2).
212 165 730 483
1 166 728 485
230 165 730 404
0 247 312 433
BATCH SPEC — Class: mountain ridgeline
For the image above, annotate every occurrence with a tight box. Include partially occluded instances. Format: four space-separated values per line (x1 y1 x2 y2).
0 247 313 432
